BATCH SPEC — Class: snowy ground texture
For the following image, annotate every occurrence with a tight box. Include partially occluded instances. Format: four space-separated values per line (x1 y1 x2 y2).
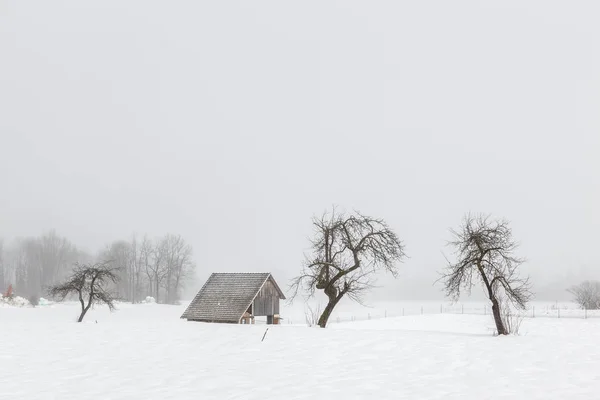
2 302 599 400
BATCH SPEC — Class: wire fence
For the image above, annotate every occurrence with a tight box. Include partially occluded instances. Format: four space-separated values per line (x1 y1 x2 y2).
280 303 600 325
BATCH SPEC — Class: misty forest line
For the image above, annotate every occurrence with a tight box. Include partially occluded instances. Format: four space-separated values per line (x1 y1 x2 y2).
0 231 195 305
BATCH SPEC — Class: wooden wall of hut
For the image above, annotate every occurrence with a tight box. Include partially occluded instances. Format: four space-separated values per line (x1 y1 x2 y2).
253 279 280 316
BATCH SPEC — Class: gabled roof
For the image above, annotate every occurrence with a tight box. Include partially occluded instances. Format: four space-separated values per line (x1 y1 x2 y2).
181 272 286 323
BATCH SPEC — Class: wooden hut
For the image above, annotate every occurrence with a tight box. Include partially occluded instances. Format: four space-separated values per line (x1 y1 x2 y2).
181 272 286 324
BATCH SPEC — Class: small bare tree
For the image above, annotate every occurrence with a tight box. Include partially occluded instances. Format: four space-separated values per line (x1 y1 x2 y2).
304 303 322 327
439 214 532 336
49 261 121 322
161 234 195 305
291 208 406 328
147 239 168 303
568 281 600 310
497 293 525 335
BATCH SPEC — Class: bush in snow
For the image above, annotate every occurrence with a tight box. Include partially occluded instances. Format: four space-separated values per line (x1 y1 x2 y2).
305 303 322 327
568 281 600 310
142 296 156 304
0 293 32 308
497 294 525 336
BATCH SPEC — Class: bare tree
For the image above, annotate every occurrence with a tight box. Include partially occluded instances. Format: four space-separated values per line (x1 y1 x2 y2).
7 240 29 294
147 238 168 303
567 281 600 310
100 240 136 302
0 239 4 293
1 240 17 293
290 208 406 328
49 261 121 322
129 235 144 303
439 214 532 335
304 303 322 327
4 232 81 300
2 230 195 305
497 292 525 335
161 234 195 304
139 236 155 300
38 230 78 288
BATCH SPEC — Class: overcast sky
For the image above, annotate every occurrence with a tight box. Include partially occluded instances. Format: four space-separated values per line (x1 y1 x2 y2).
1 1 598 301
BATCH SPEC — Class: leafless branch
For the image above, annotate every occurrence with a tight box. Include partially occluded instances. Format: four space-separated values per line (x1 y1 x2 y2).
438 213 532 335
48 261 121 322
290 208 406 327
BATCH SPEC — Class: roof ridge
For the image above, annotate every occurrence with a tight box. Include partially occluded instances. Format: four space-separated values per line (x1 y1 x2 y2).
180 272 283 323
212 272 270 273
211 272 271 275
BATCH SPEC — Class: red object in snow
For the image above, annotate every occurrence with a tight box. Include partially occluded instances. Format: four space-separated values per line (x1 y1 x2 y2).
4 284 13 298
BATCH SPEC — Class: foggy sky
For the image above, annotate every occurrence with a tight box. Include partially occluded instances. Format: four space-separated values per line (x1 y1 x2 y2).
1 1 598 301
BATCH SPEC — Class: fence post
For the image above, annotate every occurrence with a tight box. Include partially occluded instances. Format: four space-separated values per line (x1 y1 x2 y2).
440 304 443 314
585 308 587 320
402 308 404 317
368 313 371 320
558 308 560 319
421 306 423 315
532 306 535 318
462 304 464 314
385 310 387 318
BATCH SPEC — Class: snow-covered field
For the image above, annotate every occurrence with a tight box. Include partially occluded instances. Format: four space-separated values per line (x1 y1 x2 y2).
1 302 599 400
281 298 596 325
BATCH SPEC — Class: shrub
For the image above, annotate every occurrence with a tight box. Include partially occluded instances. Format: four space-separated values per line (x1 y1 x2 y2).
567 281 600 310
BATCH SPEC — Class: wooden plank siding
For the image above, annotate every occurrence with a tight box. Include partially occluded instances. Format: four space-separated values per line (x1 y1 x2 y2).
181 272 286 324
252 279 280 316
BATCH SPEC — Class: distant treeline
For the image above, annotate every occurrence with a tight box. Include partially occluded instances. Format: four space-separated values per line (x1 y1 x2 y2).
0 231 196 304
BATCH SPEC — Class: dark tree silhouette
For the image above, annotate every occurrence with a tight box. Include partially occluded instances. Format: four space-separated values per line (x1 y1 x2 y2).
290 208 406 328
439 214 532 335
49 261 121 322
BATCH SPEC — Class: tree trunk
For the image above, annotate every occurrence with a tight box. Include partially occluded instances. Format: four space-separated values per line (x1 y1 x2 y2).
78 301 93 323
78 307 87 322
318 296 341 328
165 269 172 304
155 275 160 304
131 273 135 303
172 275 181 305
491 297 507 335
78 291 87 323
476 263 508 335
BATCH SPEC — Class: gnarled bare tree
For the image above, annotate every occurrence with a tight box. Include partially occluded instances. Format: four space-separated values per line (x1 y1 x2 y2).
291 208 406 328
49 261 121 322
440 214 532 335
